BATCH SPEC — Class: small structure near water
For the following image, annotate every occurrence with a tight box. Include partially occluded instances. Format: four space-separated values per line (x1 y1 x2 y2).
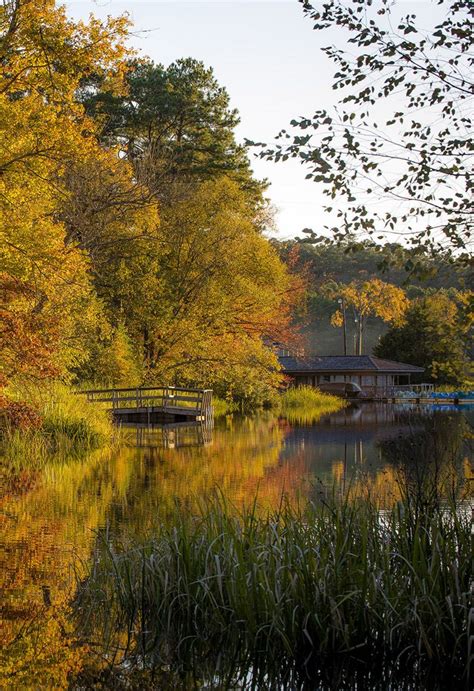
279 355 425 398
80 386 213 423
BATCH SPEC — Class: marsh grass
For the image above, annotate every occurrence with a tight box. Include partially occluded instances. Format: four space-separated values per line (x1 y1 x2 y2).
278 385 345 423
76 495 472 687
213 387 345 421
2 381 114 463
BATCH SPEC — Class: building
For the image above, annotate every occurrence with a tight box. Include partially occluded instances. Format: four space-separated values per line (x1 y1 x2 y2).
279 355 424 393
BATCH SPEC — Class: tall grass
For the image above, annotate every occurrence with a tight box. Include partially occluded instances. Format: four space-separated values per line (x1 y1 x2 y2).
76 495 472 687
2 381 114 463
278 385 345 423
213 387 345 420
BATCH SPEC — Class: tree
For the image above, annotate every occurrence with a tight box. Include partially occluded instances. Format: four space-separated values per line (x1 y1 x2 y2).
124 176 301 402
78 322 143 387
82 58 266 207
257 0 473 260
0 2 301 403
58 148 161 332
0 1 148 392
328 278 408 354
374 292 470 384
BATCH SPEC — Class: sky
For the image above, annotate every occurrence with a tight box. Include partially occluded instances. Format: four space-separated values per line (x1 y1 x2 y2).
66 0 436 240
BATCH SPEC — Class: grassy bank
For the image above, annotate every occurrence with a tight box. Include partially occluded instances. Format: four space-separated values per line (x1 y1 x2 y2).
212 396 243 417
214 386 345 421
76 496 471 687
278 385 346 423
1 382 114 463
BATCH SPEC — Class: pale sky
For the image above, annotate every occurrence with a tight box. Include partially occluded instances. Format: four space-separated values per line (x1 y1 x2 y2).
66 1 437 240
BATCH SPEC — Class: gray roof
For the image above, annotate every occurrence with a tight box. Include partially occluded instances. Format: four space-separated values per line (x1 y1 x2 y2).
279 355 424 374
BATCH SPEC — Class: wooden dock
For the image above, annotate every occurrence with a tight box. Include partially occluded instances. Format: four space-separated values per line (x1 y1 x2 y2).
357 394 471 405
80 386 213 422
388 396 471 406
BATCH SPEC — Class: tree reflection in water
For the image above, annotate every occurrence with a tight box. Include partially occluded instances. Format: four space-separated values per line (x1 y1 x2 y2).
0 404 472 687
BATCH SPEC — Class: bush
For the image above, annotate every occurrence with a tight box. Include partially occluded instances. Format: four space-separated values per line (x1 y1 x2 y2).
0 395 43 431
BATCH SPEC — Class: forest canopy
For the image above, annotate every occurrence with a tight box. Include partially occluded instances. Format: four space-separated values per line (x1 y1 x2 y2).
0 0 300 408
1 0 471 417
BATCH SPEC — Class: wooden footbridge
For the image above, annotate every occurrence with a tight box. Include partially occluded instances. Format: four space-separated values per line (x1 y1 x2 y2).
80 386 213 423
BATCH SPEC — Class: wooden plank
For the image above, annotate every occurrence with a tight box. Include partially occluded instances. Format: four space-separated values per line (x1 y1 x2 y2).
78 385 211 396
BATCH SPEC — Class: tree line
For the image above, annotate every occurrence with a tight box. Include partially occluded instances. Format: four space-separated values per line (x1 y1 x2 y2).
277 241 472 385
0 0 302 412
1 0 472 422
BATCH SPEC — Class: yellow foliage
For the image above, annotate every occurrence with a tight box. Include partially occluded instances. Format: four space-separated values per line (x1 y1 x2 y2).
0 0 139 384
332 278 408 325
330 309 344 328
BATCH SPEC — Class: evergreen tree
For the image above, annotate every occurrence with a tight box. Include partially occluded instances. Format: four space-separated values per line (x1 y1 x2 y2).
82 58 266 207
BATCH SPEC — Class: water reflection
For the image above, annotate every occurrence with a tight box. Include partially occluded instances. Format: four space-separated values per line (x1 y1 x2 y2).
0 404 472 687
123 420 214 449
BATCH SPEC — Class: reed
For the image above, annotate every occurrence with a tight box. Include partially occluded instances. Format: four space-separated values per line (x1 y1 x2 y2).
278 385 345 423
76 495 472 686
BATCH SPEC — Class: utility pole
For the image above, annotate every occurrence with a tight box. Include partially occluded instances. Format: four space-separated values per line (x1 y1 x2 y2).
338 297 347 355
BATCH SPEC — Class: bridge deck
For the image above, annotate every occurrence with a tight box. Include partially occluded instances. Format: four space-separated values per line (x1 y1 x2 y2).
78 385 213 421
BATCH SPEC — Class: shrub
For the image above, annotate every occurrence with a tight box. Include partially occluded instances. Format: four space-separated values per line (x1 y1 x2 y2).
0 395 43 431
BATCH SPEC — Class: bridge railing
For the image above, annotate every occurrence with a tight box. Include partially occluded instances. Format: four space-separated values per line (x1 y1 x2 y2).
78 386 213 415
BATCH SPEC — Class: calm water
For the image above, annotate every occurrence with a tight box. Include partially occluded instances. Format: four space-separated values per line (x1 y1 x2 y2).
1 403 472 687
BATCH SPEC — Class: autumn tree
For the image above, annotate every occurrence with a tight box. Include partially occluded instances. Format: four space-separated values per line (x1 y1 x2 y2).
58 149 161 344
374 291 472 384
327 279 408 354
0 1 160 398
124 177 299 403
0 2 301 405
257 0 473 260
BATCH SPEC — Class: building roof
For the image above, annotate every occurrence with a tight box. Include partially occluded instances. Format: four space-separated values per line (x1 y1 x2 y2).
279 355 424 374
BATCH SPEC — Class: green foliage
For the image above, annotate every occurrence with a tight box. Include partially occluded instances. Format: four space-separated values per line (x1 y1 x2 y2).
83 57 265 206
119 178 295 399
276 239 471 291
276 240 471 355
77 323 142 387
76 495 471 686
2 2 291 405
374 292 470 384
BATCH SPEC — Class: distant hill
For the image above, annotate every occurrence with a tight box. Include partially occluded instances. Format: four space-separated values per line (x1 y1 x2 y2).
274 240 471 356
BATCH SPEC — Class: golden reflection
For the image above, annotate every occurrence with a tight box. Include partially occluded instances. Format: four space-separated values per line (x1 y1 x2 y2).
0 405 471 685
0 447 113 687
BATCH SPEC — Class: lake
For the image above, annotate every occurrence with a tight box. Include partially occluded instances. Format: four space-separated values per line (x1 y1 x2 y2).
1 403 472 687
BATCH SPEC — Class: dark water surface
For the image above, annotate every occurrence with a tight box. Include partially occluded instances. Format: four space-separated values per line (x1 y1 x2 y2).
1 403 472 687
